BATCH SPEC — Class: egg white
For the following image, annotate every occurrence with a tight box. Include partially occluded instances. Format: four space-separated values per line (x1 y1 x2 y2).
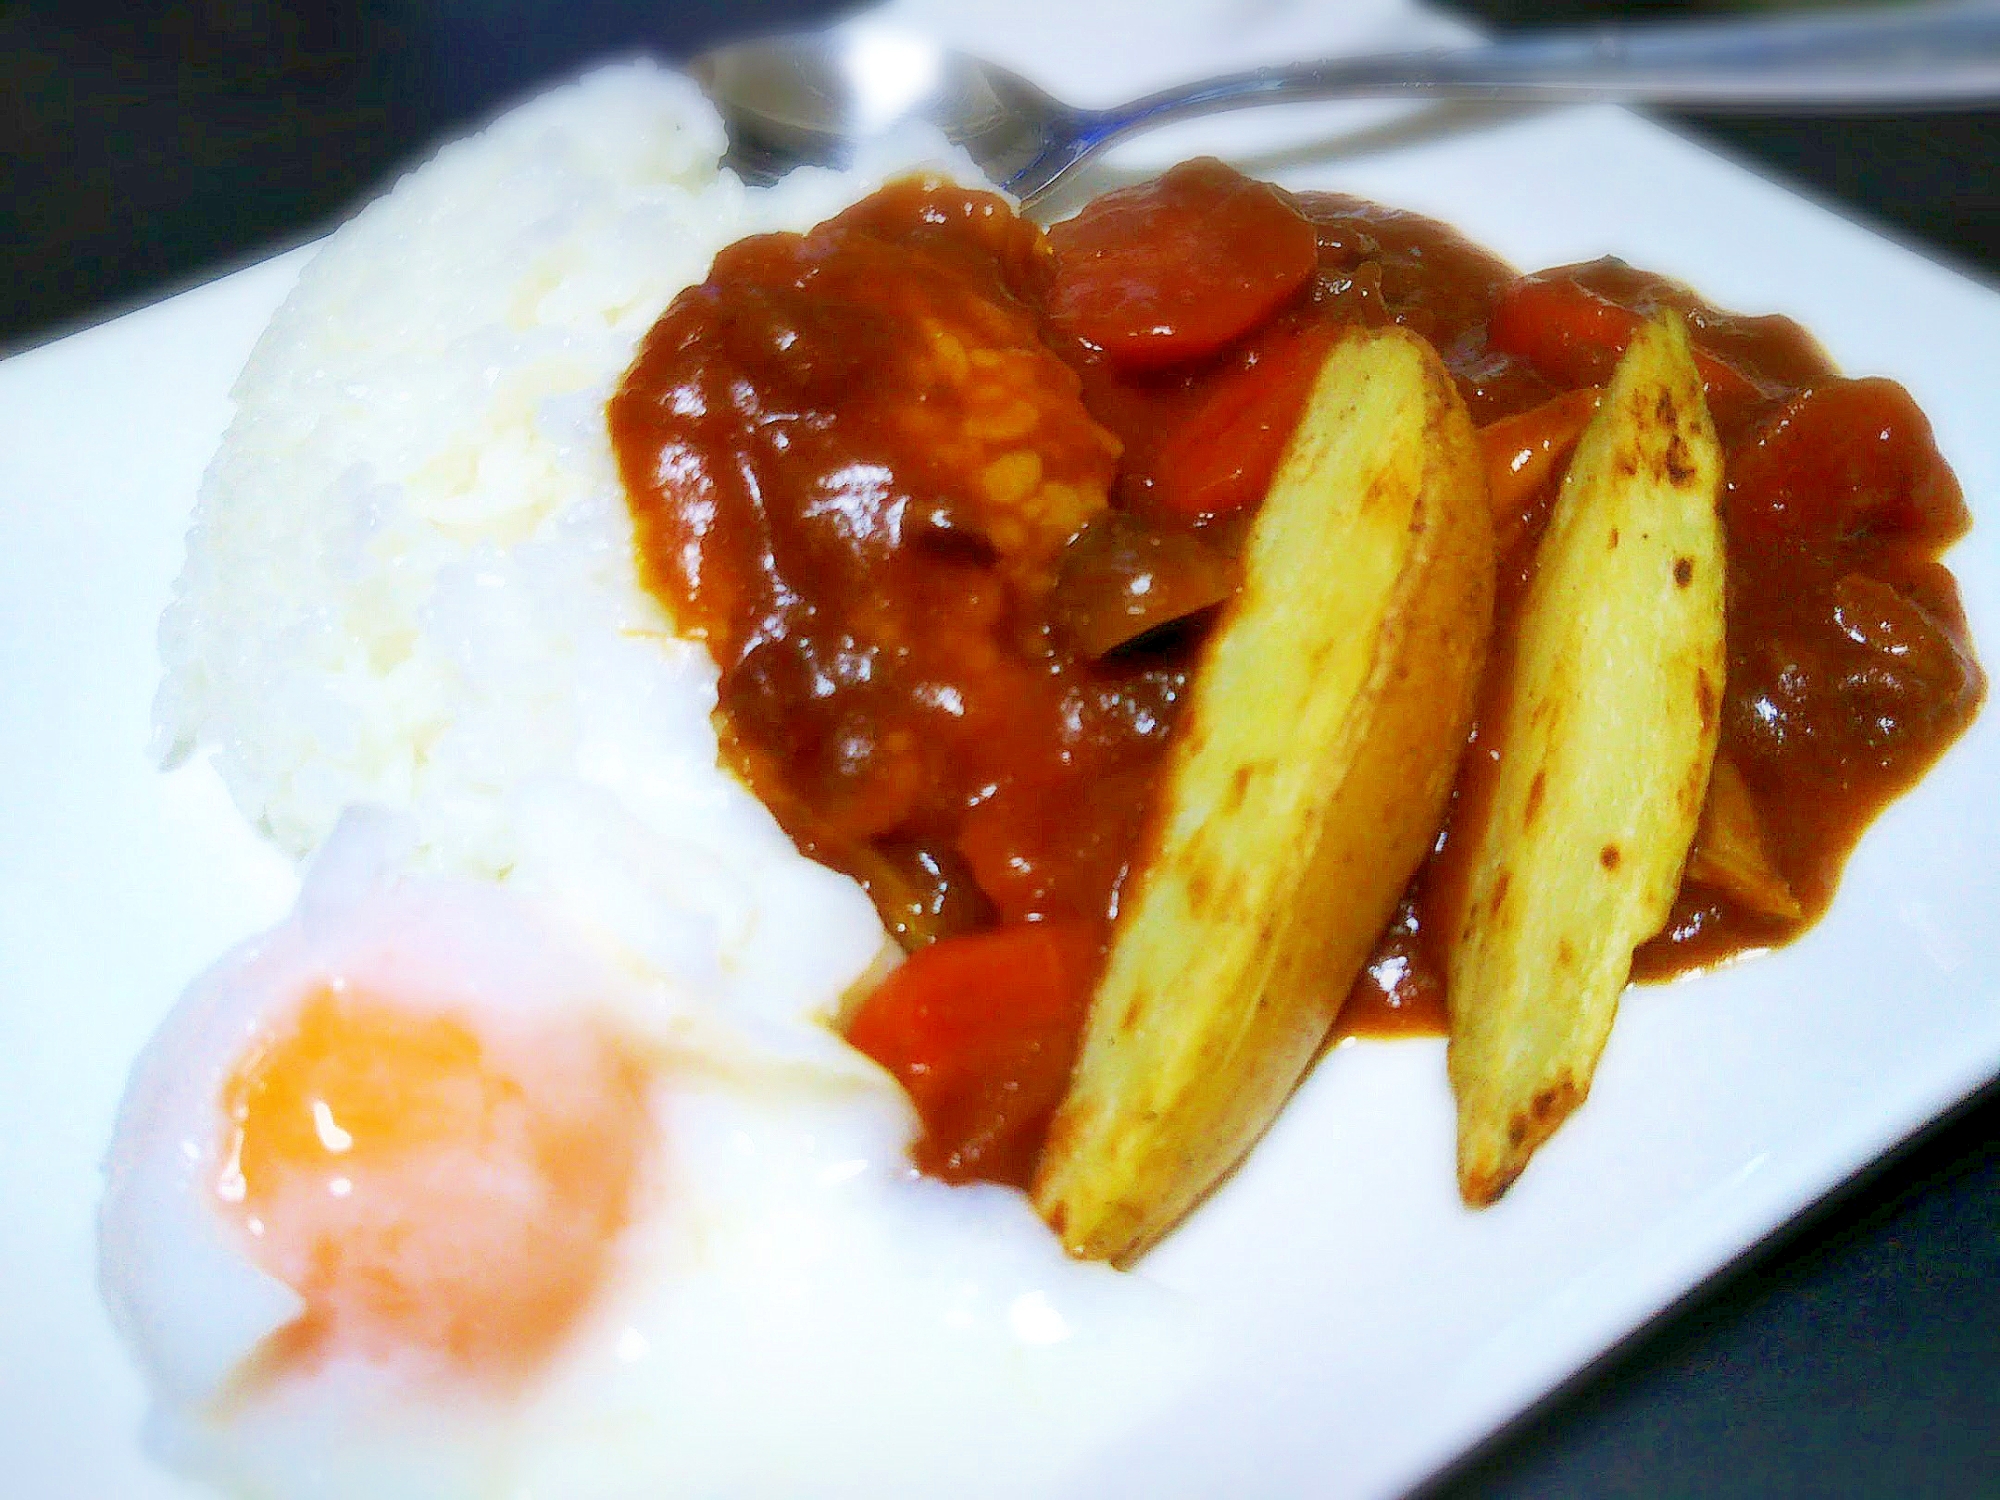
116 59 1199 1498
101 812 1193 1500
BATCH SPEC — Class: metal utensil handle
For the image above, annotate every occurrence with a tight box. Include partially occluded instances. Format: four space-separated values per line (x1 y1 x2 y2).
1087 0 2000 148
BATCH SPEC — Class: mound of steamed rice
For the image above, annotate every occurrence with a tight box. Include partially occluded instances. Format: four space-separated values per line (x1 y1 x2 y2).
151 62 988 1016
118 74 1200 1499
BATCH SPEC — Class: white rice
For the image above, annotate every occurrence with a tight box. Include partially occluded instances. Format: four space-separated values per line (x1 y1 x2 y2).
149 61 1002 1021
127 76 1202 1497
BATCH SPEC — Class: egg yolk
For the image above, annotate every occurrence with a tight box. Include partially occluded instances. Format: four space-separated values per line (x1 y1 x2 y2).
217 984 652 1385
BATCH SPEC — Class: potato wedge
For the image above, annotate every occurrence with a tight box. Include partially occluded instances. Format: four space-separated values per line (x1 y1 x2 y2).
1033 327 1494 1263
1445 312 1725 1206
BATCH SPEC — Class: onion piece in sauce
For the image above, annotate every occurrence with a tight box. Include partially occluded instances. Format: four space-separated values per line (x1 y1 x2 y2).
1046 512 1236 659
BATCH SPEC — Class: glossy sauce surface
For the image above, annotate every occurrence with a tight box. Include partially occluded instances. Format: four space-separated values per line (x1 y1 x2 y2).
611 183 1180 955
612 162 1983 1175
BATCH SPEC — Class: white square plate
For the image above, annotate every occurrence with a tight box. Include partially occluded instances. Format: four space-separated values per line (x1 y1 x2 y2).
3 7 1996 1496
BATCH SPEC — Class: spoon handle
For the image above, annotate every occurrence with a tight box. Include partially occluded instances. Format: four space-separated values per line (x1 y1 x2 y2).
1065 1 2000 170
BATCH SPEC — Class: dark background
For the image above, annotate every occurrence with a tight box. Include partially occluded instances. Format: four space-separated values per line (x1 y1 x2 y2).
4 1 1995 1494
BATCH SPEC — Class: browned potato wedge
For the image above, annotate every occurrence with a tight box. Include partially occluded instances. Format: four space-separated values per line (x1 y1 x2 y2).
1033 327 1494 1263
1445 311 1725 1207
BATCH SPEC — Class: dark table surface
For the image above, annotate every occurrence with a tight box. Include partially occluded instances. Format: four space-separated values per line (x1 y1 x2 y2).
5 1 1995 1494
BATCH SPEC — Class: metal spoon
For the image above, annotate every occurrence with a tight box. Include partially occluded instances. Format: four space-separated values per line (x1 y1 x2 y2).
692 2 2000 206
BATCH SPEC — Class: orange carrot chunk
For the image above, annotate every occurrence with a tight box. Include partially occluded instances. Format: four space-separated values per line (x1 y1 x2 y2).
1150 328 1336 522
1476 386 1602 561
846 921 1103 1187
1047 158 1318 372
1489 273 1759 407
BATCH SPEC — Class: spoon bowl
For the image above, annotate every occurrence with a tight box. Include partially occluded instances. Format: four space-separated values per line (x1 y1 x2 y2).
692 28 1094 194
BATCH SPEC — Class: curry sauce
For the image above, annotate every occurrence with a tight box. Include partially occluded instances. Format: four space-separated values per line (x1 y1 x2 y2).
610 161 1983 1184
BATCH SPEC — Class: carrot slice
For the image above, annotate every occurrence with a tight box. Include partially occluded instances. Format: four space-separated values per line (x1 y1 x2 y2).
1476 386 1602 561
1150 328 1335 522
1724 376 1970 550
1046 158 1317 372
1489 274 1759 407
845 921 1102 1188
